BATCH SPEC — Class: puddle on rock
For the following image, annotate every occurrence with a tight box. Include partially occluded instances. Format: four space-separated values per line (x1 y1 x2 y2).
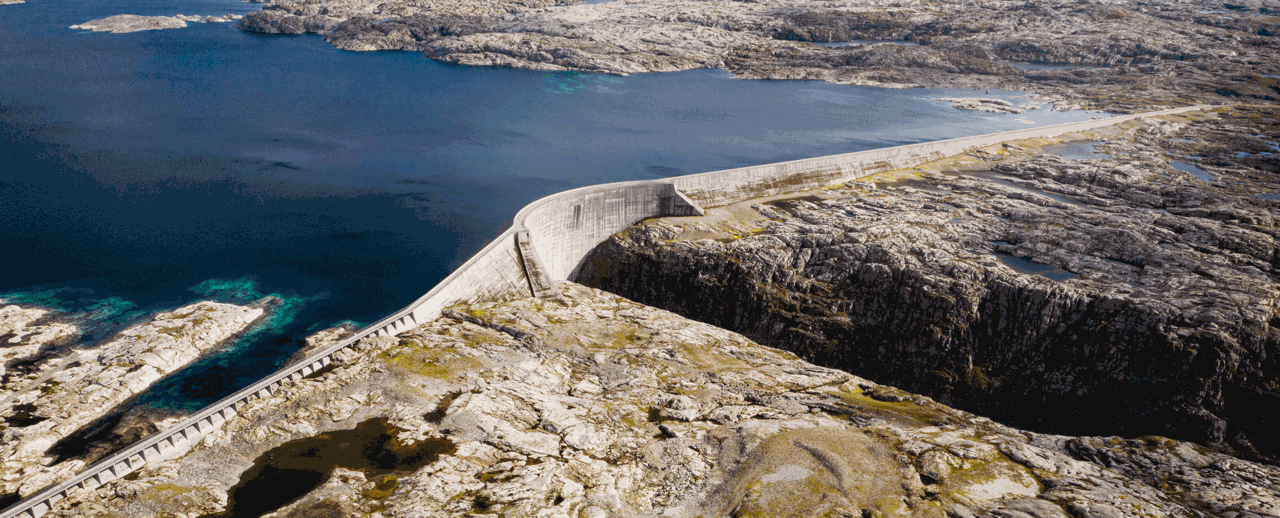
994 252 1078 282
1003 62 1097 71
1042 140 1110 160
1170 159 1215 182
962 172 1089 209
1261 193 1279 200
876 178 951 195
815 40 920 47
201 418 455 518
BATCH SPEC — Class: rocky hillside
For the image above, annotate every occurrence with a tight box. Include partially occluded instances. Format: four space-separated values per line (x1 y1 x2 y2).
33 283 1280 518
578 105 1280 464
233 0 1280 112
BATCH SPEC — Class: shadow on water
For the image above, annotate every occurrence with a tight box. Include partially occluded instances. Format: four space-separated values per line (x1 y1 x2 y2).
200 418 455 518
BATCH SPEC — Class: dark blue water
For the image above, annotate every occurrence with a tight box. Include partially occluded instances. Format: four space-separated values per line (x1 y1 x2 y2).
0 0 1104 410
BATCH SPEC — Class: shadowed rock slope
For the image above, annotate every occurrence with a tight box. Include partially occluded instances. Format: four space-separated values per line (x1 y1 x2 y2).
37 284 1280 518
578 105 1280 464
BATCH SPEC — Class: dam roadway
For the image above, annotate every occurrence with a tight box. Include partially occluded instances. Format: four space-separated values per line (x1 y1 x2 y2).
0 104 1212 518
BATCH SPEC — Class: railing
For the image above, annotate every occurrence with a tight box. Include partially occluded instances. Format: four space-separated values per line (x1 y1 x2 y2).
0 104 1213 518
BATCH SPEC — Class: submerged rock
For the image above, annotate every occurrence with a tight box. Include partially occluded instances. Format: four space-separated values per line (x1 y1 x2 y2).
34 283 1280 518
0 300 264 499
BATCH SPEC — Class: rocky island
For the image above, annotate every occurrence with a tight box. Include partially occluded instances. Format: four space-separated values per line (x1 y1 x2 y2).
69 14 243 33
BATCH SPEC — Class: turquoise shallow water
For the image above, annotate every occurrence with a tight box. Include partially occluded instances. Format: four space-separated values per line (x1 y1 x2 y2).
0 0 1106 410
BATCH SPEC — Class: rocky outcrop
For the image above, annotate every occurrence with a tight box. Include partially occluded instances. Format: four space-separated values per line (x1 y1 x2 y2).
578 105 1280 464
939 97 1038 114
70 14 242 33
0 305 78 380
0 300 264 499
32 283 1280 518
229 0 1280 112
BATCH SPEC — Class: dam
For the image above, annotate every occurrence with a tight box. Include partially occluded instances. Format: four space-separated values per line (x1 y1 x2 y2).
0 104 1212 518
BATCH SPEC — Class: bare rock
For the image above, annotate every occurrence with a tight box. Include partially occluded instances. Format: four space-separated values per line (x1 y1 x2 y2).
0 300 264 498
70 15 189 33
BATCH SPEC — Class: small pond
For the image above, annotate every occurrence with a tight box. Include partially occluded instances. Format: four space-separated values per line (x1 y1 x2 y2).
994 252 1078 282
1042 140 1110 161
815 40 920 47
200 418 455 518
1170 159 1215 182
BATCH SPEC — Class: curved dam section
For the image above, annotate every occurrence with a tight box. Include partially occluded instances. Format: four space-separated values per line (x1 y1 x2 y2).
0 104 1212 518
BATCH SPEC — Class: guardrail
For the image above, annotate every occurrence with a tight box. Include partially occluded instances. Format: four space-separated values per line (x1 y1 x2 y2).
0 104 1213 518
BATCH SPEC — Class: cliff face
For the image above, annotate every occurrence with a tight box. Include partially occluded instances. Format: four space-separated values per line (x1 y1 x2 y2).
36 283 1280 518
578 106 1280 464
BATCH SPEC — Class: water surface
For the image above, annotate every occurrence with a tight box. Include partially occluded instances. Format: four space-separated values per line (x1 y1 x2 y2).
994 252 1078 281
1042 140 1109 161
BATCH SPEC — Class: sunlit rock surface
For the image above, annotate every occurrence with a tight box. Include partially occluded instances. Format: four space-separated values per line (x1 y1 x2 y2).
0 301 264 499
233 0 1280 112
69 14 242 33
579 105 1280 465
38 284 1280 518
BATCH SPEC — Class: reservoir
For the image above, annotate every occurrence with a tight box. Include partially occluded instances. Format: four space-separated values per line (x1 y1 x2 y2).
0 0 1105 410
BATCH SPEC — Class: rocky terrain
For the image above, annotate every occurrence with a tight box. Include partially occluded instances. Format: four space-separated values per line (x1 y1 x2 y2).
0 300 265 501
27 283 1279 518
69 14 243 33
578 104 1280 467
0 305 78 381
223 0 1280 112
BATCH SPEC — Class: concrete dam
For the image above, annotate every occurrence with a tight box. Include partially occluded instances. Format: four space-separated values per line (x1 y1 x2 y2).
0 104 1212 518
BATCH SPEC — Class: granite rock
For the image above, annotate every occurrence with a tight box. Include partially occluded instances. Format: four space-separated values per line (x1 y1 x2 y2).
579 105 1280 464
0 300 265 498
34 284 1280 518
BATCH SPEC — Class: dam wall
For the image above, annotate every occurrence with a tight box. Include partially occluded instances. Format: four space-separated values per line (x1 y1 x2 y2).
0 104 1211 518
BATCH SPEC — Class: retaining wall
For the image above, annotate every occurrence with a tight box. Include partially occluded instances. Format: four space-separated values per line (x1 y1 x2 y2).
0 104 1211 518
